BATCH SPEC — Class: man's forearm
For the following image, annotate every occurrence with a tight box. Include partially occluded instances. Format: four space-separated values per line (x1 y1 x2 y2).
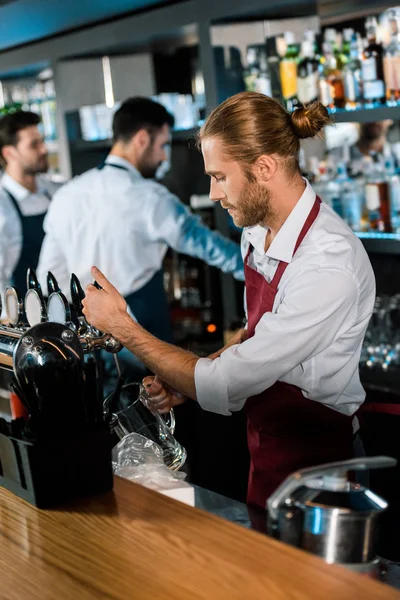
112 313 199 399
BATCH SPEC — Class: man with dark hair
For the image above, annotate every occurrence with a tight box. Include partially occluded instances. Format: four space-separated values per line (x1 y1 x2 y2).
38 97 243 383
0 111 60 312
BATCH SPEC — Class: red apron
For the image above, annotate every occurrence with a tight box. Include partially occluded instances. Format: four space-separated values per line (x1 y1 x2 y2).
244 196 354 508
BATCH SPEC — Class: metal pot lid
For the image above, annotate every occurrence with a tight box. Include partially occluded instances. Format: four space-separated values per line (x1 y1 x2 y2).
294 485 388 514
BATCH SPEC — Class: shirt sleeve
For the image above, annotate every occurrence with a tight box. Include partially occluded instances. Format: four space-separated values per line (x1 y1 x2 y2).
145 184 244 281
195 266 359 415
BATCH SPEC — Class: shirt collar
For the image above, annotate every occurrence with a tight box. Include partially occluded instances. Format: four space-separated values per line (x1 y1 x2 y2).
105 155 142 179
244 179 316 263
1 172 36 202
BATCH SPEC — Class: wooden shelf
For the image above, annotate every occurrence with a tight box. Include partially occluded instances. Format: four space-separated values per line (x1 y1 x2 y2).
70 127 199 152
332 105 400 123
356 233 400 255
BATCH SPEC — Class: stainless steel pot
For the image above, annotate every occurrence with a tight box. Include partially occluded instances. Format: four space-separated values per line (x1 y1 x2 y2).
267 456 397 565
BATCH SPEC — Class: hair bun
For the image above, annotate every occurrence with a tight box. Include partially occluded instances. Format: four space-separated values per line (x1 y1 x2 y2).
290 102 333 140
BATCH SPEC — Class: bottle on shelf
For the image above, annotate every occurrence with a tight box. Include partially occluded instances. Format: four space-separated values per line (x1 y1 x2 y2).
342 28 354 62
365 155 392 233
279 31 299 112
266 36 283 103
336 156 366 231
343 32 363 110
383 9 400 106
245 45 272 97
319 42 345 109
244 46 260 92
297 39 319 105
362 16 386 107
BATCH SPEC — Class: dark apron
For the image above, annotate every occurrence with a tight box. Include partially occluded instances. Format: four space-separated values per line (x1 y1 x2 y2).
5 189 47 297
244 196 354 509
98 160 173 343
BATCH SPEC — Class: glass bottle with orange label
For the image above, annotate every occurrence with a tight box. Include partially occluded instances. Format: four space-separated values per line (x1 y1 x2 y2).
319 42 345 109
279 31 299 112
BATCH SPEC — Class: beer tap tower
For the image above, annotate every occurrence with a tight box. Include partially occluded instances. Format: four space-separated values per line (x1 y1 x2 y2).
0 268 122 507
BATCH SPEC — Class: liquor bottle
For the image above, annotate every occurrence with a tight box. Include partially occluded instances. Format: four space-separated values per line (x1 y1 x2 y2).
342 29 354 61
297 40 319 105
266 36 283 103
383 9 400 105
279 31 299 111
319 42 345 109
365 156 392 232
343 33 363 110
245 45 272 97
362 16 385 106
244 46 260 92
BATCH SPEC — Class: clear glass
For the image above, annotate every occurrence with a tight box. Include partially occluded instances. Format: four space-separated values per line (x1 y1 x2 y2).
106 383 186 471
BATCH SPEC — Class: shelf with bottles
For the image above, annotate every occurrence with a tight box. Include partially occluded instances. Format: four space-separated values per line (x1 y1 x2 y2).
308 137 400 250
0 76 58 144
227 7 400 125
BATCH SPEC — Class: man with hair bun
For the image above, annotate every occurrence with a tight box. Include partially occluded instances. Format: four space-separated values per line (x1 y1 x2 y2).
82 92 376 509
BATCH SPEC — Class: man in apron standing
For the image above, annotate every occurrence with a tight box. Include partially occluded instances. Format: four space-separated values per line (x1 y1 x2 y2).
82 92 376 509
0 111 59 315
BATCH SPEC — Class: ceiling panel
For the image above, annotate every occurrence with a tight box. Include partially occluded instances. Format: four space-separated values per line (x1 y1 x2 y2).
0 0 176 52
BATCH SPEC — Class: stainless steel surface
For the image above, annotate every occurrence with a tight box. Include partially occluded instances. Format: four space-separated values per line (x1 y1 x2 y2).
268 457 397 566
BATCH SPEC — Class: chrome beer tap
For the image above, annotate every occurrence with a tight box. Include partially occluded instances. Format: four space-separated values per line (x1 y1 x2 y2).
70 273 122 354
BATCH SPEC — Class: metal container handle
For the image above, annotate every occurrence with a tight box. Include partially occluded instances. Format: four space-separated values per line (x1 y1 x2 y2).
268 456 397 521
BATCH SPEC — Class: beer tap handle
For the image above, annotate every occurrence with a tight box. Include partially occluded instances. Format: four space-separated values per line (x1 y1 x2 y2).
70 273 90 333
47 271 61 296
26 268 44 302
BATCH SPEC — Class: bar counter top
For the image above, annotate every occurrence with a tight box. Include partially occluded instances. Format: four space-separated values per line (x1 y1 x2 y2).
0 476 399 600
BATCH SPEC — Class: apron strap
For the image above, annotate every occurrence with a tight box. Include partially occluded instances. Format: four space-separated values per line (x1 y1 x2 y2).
270 196 321 288
97 161 130 172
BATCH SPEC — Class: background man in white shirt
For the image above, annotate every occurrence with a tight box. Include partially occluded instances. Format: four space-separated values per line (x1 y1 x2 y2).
0 111 59 313
81 92 376 508
38 97 243 385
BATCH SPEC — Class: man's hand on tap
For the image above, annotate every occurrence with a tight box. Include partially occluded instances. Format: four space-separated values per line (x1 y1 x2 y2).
83 267 129 334
82 267 199 400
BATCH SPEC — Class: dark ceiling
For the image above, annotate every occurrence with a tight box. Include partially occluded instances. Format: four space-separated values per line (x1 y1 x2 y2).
0 0 177 53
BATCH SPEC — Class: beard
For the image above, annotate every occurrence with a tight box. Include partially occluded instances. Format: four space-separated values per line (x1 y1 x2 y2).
23 156 49 175
137 146 162 179
229 178 275 228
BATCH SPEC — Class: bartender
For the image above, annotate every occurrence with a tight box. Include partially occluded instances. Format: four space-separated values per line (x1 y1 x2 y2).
0 111 59 313
82 92 376 509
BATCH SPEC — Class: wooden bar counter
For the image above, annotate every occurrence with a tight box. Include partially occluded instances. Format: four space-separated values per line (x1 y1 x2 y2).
0 476 399 600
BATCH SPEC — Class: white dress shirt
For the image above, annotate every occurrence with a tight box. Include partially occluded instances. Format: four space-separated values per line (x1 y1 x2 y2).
37 156 244 298
195 180 376 420
0 173 59 316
